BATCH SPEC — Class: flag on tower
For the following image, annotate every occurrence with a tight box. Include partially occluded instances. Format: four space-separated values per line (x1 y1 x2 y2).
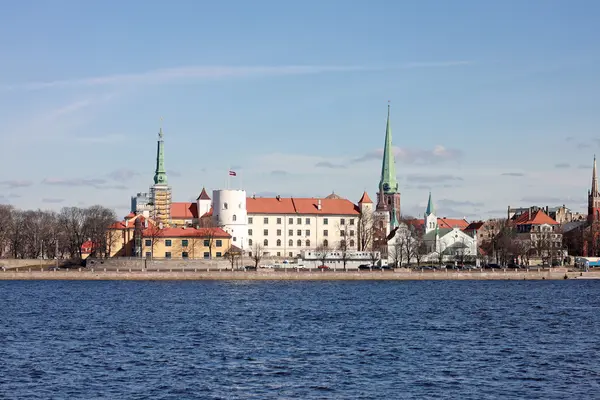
229 170 237 176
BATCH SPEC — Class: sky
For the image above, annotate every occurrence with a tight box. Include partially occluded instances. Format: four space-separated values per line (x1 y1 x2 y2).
1 0 600 220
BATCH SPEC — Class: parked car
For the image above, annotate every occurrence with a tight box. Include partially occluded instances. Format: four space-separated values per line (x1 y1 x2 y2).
244 265 257 271
317 265 330 270
358 264 371 270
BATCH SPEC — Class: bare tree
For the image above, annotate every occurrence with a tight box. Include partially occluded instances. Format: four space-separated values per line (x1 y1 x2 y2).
413 235 427 267
83 205 117 258
144 222 163 259
224 246 239 269
390 240 403 268
315 241 329 266
356 212 374 251
198 219 218 259
251 243 264 268
0 205 13 258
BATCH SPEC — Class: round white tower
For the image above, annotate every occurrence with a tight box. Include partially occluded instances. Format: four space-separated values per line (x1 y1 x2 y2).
211 189 248 251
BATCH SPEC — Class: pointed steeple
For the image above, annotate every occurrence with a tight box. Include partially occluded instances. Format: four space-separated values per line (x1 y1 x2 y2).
592 154 598 196
153 126 168 185
197 187 211 201
378 102 398 195
358 191 373 204
425 192 435 216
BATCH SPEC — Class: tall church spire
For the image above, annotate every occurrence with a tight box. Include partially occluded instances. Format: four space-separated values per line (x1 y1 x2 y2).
592 154 598 196
379 102 398 194
425 191 435 216
153 125 168 185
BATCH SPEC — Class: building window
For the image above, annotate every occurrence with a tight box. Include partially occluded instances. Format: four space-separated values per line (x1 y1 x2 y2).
248 229 253 235
340 240 346 247
203 239 209 246
288 218 293 224
264 229 268 236
306 239 310 247
165 252 172 259
233 237 236 242
216 252 222 257
248 217 253 224
277 229 282 236
297 218 301 224
340 230 345 237
277 218 282 224
145 239 151 246
264 217 269 224
216 240 222 247
145 252 151 258
249 239 253 246
305 218 310 225
277 252 281 257
232 215 237 222
341 218 346 225
203 252 210 259
182 251 189 259
323 239 329 247
297 239 302 247
323 230 328 236
350 230 355 237
264 239 268 246
223 203 228 210
288 239 293 246
165 239 172 247
323 218 328 225
349 240 355 247
289 229 293 236
297 229 302 236
277 239 281 246
350 219 355 225
289 252 293 257
305 230 310 236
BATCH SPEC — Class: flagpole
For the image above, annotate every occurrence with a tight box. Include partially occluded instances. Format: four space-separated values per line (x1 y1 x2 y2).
227 166 230 190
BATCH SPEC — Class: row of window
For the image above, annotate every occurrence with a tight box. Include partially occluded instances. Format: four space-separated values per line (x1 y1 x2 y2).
144 239 224 247
146 251 223 259
248 217 355 225
248 229 356 237
248 238 356 248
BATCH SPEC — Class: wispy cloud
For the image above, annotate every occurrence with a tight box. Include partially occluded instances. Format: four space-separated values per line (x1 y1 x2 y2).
353 145 462 164
6 61 472 91
107 168 140 182
0 180 33 188
315 161 346 169
42 198 65 204
76 134 126 144
554 163 571 169
501 172 525 177
42 177 128 190
406 174 463 183
271 170 290 177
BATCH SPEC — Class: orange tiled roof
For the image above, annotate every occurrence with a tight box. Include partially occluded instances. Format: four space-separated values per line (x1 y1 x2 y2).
81 240 96 253
513 210 558 225
464 221 484 231
109 215 148 229
246 197 360 215
358 191 373 204
171 202 198 219
406 218 470 230
142 226 230 238
201 208 213 218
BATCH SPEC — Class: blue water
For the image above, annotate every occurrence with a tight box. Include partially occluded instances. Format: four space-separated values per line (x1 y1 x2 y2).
1 280 599 399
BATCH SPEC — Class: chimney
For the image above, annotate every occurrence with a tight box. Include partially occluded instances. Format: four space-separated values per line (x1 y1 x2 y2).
317 199 322 210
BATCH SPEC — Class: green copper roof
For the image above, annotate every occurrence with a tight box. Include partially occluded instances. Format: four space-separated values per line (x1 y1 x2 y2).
425 192 435 216
153 127 168 185
379 104 399 194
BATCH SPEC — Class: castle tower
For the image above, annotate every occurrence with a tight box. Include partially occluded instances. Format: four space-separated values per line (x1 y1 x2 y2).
196 187 212 219
211 189 248 251
589 155 600 223
149 126 172 223
375 103 401 219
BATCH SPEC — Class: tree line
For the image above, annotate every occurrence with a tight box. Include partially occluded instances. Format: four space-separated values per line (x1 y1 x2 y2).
0 204 116 260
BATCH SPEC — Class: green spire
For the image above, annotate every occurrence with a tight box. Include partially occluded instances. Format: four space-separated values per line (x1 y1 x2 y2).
153 127 168 185
425 192 435 216
379 102 398 194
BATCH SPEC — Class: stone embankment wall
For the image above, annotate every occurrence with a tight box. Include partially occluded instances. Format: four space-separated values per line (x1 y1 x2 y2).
86 258 235 270
0 259 55 269
1 268 597 281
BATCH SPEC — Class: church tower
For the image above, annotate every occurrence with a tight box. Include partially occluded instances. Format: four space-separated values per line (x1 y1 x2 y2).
424 192 438 234
149 125 172 223
376 103 401 219
588 155 600 223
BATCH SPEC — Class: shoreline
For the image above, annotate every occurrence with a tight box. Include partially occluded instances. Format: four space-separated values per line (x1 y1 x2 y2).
1 269 598 281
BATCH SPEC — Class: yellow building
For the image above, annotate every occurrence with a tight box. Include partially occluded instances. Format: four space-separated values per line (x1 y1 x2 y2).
141 226 232 259
107 213 232 259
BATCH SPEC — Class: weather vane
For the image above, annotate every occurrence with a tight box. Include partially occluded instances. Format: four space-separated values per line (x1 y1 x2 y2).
159 116 164 138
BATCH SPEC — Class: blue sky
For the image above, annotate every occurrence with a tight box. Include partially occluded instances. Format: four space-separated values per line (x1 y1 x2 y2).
1 0 600 219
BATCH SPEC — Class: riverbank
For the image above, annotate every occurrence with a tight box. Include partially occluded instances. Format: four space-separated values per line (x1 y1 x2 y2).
1 269 598 280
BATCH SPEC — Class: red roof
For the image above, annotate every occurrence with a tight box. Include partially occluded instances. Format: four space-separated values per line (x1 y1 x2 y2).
142 226 230 238
512 209 558 225
464 221 484 231
171 202 198 219
246 197 360 215
81 240 96 253
358 191 373 204
197 187 211 200
407 217 470 230
109 214 147 229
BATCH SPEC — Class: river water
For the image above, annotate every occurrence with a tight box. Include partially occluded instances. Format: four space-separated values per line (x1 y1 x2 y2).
1 280 599 399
